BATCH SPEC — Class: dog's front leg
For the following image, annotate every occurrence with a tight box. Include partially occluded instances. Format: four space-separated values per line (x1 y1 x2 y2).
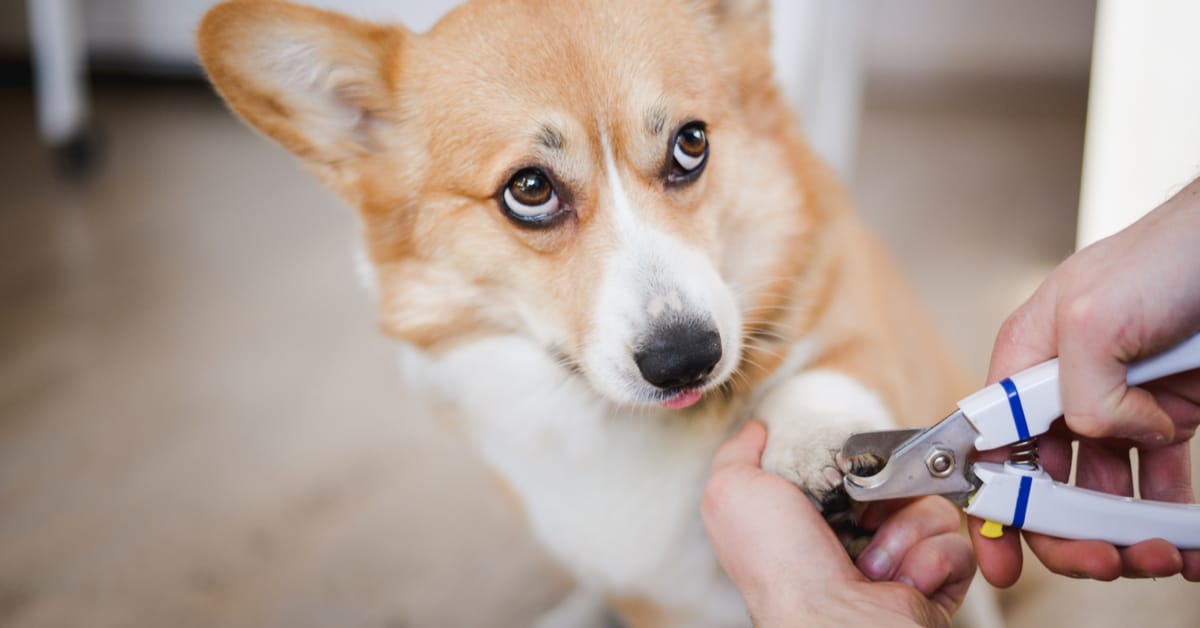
755 369 894 514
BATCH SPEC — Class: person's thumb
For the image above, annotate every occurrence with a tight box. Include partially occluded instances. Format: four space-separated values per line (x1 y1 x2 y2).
987 279 1060 385
704 421 860 599
711 419 770 473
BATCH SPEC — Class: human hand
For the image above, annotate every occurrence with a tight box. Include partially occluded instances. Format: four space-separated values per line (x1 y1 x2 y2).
974 178 1200 587
702 420 976 628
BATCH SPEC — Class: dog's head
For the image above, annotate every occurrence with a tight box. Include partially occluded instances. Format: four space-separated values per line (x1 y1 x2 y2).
199 0 820 410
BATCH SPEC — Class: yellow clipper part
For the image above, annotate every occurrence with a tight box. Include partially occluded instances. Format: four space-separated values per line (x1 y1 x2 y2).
965 490 1005 539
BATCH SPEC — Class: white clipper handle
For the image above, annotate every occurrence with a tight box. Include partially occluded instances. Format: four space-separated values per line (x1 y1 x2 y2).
965 462 1200 549
959 332 1200 451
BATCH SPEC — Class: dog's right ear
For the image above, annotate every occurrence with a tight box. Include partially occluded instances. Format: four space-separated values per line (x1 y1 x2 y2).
197 0 405 170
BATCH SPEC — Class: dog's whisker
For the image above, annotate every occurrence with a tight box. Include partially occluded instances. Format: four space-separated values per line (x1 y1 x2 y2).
735 354 775 373
740 303 807 316
743 320 798 333
742 332 794 349
729 275 807 293
741 323 794 335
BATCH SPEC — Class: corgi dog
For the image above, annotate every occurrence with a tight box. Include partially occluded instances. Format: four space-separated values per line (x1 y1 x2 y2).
198 0 973 626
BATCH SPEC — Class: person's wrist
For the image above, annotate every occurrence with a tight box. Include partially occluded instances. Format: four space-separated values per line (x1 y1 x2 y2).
752 597 836 628
741 583 814 626
749 602 811 628
750 584 937 628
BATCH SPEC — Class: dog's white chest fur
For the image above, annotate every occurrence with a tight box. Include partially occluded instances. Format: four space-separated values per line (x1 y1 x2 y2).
421 336 748 624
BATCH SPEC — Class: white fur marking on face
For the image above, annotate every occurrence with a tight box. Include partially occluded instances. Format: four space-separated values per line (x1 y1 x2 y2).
646 291 684 319
578 139 743 405
647 295 668 319
601 137 642 243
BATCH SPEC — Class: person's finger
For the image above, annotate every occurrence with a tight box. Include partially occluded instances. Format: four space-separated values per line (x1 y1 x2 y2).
703 420 861 599
968 427 1074 588
1074 439 1134 497
1149 381 1200 441
986 279 1061 385
892 532 977 616
1057 297 1176 444
1020 420 1190 581
1033 427 1074 482
1118 539 1183 578
1183 551 1200 581
1031 428 1131 578
857 497 962 581
968 515 1023 588
1133 399 1195 581
1138 440 1193 504
1146 384 1200 574
1023 532 1122 580
857 498 918 531
711 419 768 473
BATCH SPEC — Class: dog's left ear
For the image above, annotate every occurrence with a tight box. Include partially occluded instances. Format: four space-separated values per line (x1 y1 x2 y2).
712 0 771 38
705 0 775 97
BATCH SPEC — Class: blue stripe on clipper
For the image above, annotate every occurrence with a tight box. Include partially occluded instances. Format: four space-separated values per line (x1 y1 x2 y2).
1012 475 1032 528
999 377 1030 441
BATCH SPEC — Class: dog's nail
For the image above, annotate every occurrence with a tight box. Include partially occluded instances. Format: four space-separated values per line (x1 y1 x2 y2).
822 466 843 487
846 536 872 560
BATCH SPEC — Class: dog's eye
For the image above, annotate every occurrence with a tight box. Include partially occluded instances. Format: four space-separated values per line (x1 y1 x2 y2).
502 168 561 222
669 122 708 183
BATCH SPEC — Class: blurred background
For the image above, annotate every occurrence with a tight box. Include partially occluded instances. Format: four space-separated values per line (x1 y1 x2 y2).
1 0 1198 626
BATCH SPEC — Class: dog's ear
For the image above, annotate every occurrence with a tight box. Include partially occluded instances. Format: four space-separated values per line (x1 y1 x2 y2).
197 0 405 169
712 0 772 39
704 0 775 98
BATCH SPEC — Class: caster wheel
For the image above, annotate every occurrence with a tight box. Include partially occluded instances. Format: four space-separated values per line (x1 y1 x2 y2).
51 126 105 178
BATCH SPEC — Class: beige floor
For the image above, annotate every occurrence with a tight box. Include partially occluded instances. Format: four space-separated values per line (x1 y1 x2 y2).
0 81 1195 627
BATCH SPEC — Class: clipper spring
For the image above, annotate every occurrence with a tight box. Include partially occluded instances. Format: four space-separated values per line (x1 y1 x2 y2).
1009 437 1040 469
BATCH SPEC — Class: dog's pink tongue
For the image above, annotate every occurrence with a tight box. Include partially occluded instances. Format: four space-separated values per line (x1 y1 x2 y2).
661 389 703 410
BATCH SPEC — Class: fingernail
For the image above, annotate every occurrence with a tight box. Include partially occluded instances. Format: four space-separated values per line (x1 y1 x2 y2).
859 547 892 580
896 575 917 590
1136 432 1168 445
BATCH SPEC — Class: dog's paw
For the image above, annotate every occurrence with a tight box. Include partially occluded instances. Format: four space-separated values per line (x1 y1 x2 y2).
760 425 848 514
759 422 885 520
753 370 894 521
760 423 888 557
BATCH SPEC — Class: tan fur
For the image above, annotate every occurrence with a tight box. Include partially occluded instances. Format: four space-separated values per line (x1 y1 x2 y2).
197 0 814 355
197 1 969 625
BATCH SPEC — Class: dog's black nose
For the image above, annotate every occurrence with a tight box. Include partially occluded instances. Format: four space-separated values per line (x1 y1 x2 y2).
634 323 722 390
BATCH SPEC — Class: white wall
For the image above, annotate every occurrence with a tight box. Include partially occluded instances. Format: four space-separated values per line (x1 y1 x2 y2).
1077 0 1200 246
